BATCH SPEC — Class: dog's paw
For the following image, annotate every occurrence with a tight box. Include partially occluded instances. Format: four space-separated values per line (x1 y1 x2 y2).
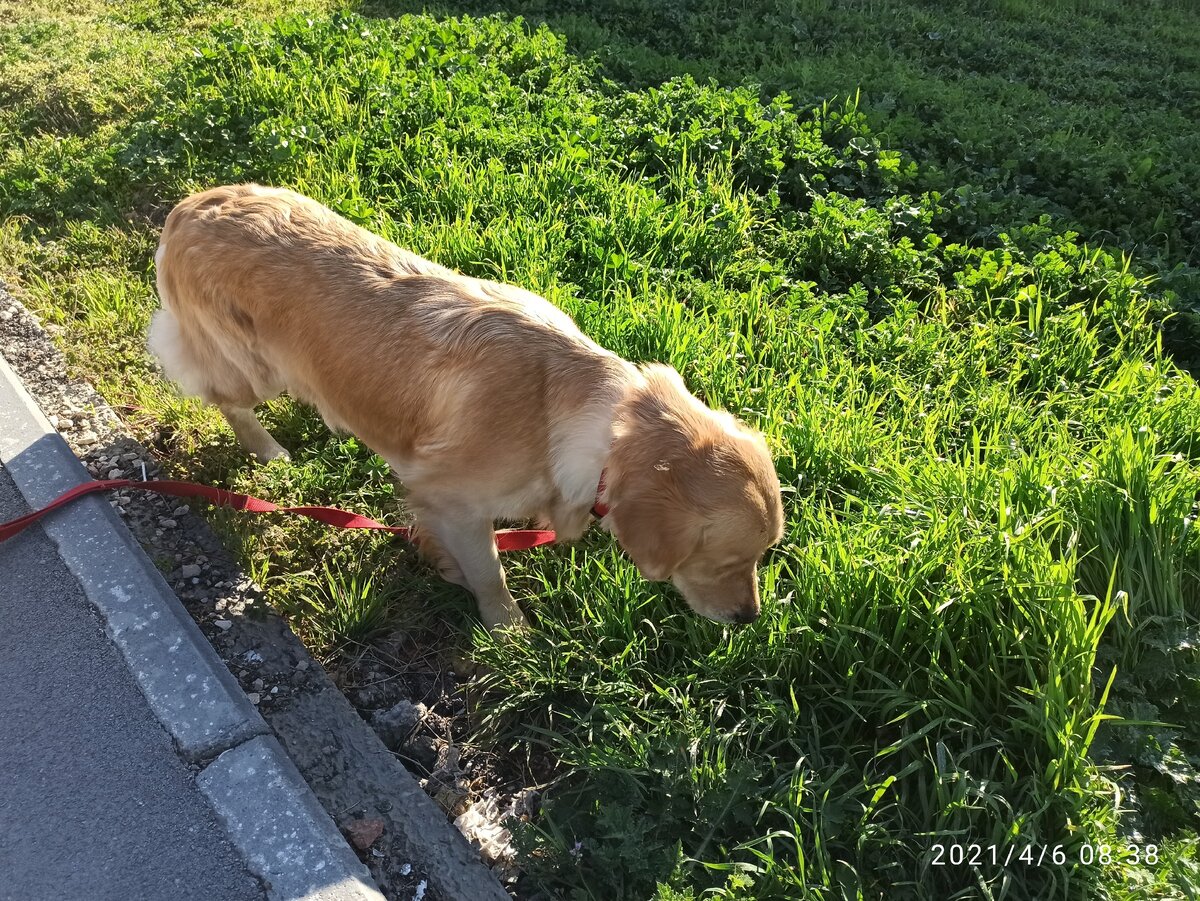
412 528 472 588
251 445 291 463
480 605 530 635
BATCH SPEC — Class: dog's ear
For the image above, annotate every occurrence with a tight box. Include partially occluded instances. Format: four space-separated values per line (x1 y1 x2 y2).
608 498 703 582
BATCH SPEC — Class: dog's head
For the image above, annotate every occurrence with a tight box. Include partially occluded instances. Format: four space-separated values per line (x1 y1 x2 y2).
605 366 785 624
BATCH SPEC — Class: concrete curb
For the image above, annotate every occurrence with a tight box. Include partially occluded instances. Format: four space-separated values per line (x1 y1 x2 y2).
269 675 513 901
200 736 385 901
0 352 262 762
0 351 383 901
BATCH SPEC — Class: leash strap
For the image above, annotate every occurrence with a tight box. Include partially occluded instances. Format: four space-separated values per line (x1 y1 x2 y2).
0 478 558 552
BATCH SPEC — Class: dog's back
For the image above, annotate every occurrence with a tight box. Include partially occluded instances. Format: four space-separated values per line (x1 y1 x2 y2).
149 183 621 479
151 184 446 409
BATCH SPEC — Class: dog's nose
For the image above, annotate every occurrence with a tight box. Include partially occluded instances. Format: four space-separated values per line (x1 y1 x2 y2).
731 609 759 625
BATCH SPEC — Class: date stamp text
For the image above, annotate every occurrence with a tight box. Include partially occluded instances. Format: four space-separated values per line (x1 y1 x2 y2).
929 843 1159 868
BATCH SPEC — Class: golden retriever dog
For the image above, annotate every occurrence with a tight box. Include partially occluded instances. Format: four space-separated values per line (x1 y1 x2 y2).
148 184 784 630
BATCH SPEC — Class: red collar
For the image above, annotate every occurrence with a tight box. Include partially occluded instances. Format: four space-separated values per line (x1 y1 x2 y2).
591 469 609 518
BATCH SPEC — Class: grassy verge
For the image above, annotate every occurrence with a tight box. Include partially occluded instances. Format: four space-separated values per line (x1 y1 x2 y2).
365 0 1200 289
2 1 1198 899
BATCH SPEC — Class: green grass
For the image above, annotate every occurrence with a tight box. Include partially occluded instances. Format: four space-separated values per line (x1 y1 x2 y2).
2 1 1199 899
365 0 1200 286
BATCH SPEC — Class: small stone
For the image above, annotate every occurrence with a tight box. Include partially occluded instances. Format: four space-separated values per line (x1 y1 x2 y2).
251 678 264 691
180 564 202 579
296 660 310 672
372 699 423 749
159 518 177 529
246 692 261 705
405 735 439 770
76 430 99 446
51 414 71 430
107 468 122 480
242 650 264 665
172 505 190 517
344 817 385 850
213 619 233 631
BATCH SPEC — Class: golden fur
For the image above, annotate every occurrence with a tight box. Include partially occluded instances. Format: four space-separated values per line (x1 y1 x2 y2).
149 184 784 629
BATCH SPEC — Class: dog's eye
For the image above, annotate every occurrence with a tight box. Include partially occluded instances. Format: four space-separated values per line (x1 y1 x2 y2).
716 560 745 577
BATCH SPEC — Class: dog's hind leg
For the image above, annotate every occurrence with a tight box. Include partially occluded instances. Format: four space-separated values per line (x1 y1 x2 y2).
148 307 291 462
219 406 290 462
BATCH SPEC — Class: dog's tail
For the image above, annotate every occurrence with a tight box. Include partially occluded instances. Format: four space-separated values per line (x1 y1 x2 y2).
146 302 200 394
147 236 209 398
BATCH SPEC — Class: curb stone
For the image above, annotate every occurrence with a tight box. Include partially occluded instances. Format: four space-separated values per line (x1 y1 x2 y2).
0 349 384 901
269 677 512 901
199 736 385 901
0 286 513 899
0 352 262 761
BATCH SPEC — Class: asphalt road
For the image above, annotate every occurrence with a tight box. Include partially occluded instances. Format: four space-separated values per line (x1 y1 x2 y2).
0 462 265 901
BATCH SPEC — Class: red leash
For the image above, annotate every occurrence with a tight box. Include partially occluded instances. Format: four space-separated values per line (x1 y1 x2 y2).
0 478 558 552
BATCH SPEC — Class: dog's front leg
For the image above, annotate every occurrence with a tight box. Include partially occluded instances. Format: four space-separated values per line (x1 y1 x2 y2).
417 509 527 631
545 499 594 543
